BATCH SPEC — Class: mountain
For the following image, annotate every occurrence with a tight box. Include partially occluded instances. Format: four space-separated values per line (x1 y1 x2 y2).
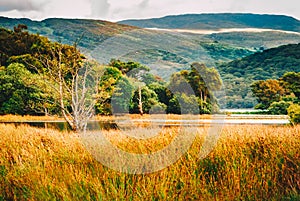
119 13 300 31
1 16 299 72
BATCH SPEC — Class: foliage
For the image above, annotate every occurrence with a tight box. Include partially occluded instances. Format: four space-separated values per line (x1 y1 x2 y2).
251 71 299 114
219 43 300 108
95 61 159 115
220 43 300 80
287 104 300 124
1 23 299 114
108 59 149 75
148 82 172 107
280 71 300 99
130 86 160 114
2 17 300 109
95 67 123 115
2 25 223 117
96 61 221 115
251 79 286 109
111 76 135 114
0 25 47 67
168 62 222 114
268 101 291 115
0 63 47 115
200 41 254 61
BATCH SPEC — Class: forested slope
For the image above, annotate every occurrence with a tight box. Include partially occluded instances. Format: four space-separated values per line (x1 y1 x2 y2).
218 43 300 108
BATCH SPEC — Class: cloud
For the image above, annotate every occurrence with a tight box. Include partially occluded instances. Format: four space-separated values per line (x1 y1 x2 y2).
0 0 45 12
138 0 150 9
91 0 110 18
108 0 157 20
0 0 299 21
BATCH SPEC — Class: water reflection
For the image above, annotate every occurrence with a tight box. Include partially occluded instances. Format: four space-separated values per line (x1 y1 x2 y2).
1 116 289 131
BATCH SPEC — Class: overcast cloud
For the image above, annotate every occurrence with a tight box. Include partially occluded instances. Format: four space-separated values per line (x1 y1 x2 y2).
0 0 299 21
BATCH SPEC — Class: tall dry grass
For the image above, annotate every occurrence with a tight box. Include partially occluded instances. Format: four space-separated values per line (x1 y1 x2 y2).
0 115 63 122
0 124 299 200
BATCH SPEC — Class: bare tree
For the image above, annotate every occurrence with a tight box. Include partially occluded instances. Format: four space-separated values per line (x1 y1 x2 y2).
137 85 143 115
38 43 103 131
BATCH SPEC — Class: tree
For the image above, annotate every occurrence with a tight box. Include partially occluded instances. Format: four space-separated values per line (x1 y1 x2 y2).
280 72 300 99
251 79 285 109
268 101 291 115
0 25 47 67
95 67 122 115
190 62 222 111
148 82 172 107
130 86 160 114
111 76 134 114
287 104 300 124
108 59 149 75
39 42 102 131
176 93 202 114
0 63 45 115
168 63 222 114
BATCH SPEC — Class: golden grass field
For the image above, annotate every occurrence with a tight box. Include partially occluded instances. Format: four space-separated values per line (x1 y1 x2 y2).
0 121 299 200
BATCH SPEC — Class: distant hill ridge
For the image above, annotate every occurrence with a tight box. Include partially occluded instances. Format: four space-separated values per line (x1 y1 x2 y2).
119 13 300 32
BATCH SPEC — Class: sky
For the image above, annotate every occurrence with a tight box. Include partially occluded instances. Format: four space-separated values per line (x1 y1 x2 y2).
0 0 299 22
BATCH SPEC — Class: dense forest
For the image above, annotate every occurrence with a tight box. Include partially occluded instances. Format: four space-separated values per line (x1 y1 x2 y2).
0 25 222 129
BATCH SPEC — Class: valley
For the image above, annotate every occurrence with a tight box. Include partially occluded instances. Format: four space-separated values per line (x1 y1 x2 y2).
0 12 300 200
0 13 299 109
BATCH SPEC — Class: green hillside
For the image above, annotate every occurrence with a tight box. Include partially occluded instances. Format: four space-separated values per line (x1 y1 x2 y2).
0 16 259 79
218 43 300 108
119 13 300 31
0 17 137 49
219 43 300 80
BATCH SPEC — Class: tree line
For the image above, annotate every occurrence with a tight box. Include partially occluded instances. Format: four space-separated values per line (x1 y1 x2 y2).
251 72 300 124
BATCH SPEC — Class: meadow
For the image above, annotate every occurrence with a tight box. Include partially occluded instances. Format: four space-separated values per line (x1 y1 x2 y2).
0 122 299 200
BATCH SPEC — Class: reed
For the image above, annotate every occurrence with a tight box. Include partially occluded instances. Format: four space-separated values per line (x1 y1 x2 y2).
0 124 299 200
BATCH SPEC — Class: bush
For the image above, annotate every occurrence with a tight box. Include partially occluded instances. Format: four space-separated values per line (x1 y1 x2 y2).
149 103 167 114
268 101 291 115
287 104 300 124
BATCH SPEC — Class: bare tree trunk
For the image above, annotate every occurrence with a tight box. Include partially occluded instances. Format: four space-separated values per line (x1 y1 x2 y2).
58 63 76 130
138 86 143 115
200 89 203 111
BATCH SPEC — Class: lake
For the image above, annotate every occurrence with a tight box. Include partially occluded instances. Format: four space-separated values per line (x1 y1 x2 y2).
1 114 290 131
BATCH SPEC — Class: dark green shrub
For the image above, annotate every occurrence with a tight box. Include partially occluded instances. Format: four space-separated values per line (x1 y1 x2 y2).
287 104 300 124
